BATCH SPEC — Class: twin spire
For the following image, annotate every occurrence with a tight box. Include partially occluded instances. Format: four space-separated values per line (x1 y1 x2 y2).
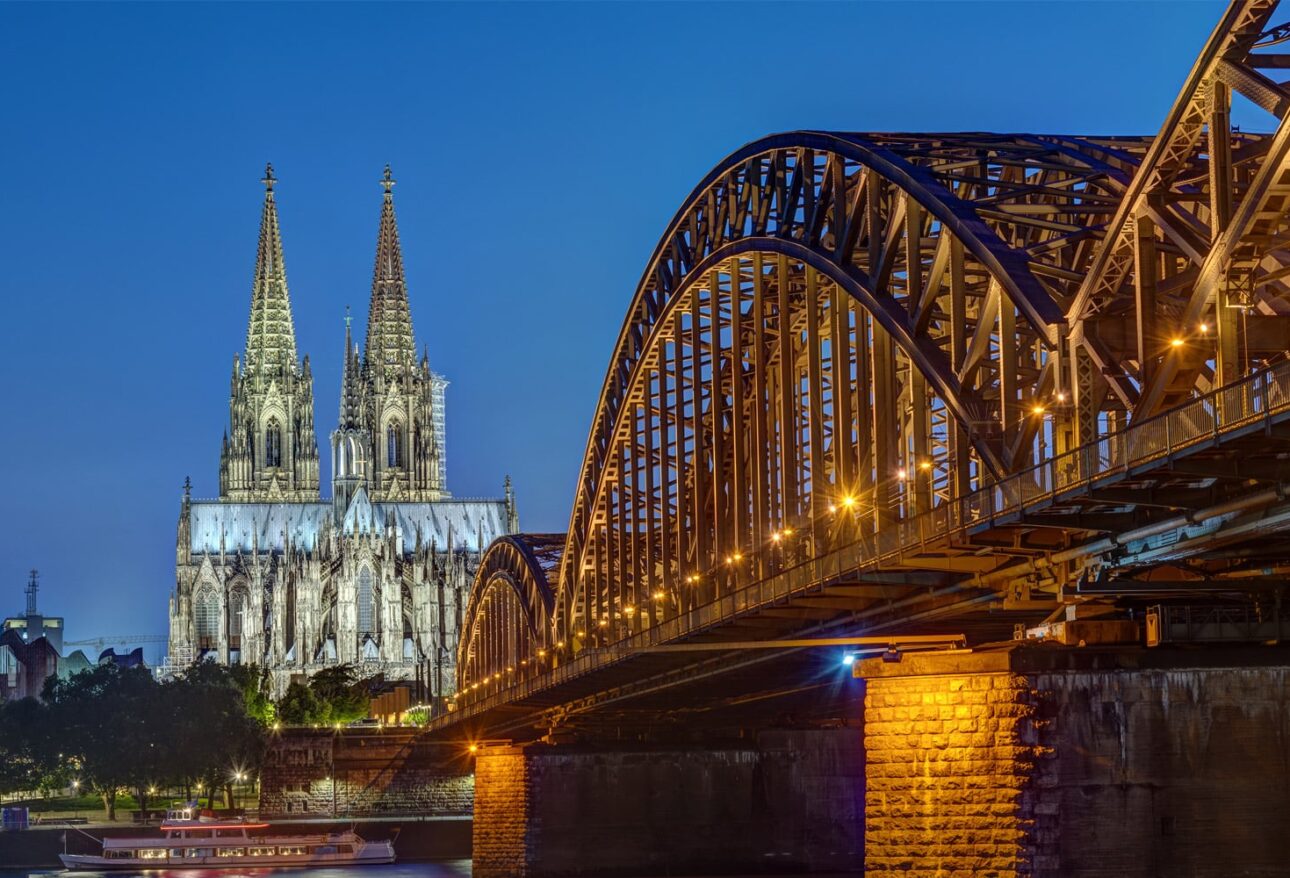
242 163 417 382
244 163 298 375
365 164 418 373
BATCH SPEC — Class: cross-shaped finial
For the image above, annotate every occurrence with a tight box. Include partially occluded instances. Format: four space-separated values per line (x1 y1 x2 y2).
345 304 352 329
262 163 277 192
381 164 395 195
184 475 192 496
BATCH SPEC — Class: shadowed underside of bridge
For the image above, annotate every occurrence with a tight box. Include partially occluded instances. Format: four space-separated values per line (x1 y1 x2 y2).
443 0 1290 742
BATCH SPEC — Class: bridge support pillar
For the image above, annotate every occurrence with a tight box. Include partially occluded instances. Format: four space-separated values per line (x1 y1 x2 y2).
472 729 863 877
859 643 1290 877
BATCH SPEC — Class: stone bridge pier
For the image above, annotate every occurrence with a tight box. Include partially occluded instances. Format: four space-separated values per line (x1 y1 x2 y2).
472 643 1290 877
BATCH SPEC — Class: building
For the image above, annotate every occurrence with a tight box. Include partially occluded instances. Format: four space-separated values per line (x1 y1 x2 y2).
2 570 64 655
167 165 517 700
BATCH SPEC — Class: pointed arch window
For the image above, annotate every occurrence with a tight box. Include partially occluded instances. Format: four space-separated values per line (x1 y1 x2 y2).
265 419 282 468
387 422 404 468
195 587 219 647
228 587 248 638
357 567 377 637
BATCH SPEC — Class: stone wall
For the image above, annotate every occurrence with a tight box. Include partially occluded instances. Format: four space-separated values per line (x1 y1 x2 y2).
861 644 1290 878
259 728 473 817
472 729 863 878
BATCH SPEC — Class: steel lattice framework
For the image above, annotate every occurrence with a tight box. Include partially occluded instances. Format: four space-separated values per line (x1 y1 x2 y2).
458 0 1290 694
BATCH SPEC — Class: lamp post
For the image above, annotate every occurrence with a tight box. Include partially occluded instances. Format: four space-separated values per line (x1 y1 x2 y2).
70 780 80 822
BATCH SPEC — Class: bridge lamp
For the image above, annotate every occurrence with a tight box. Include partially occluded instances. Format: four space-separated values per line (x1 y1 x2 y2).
827 503 838 514
781 527 793 537
598 619 608 627
538 649 548 657
652 590 665 601
896 468 908 481
520 659 528 666
506 666 514 673
623 605 636 617
917 461 933 473
840 495 857 509
556 640 566 648
1169 337 1185 349
468 744 479 755
841 653 857 668
1199 322 1210 335
770 531 782 543
1030 404 1046 417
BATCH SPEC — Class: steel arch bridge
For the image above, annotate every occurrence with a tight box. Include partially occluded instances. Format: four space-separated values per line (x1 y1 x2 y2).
456 0 1290 705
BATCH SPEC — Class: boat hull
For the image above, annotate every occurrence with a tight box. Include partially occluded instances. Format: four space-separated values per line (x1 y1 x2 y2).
60 847 395 870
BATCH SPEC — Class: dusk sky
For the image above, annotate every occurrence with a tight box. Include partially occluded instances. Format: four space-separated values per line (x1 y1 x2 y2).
0 1 1235 650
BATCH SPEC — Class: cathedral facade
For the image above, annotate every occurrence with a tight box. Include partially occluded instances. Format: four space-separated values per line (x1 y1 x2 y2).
167 166 516 701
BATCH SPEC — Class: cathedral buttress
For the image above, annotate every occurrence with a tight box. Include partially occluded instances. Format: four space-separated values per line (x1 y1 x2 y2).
220 165 321 502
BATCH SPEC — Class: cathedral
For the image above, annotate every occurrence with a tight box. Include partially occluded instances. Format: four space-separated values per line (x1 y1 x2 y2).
167 165 517 701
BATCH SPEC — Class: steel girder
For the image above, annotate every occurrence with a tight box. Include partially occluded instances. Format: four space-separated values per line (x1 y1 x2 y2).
457 534 561 690
1070 0 1290 424
550 133 1147 643
456 0 1290 689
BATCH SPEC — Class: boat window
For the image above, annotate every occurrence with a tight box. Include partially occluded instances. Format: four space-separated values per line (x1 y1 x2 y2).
279 845 306 855
186 848 212 858
138 849 168 860
311 845 338 855
337 844 354 854
216 847 247 857
169 849 185 858
106 850 134 859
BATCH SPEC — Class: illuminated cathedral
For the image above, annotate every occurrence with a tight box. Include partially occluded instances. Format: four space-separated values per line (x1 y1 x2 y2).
166 165 517 700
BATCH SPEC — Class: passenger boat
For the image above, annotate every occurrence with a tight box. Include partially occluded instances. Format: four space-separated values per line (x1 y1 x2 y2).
59 805 395 871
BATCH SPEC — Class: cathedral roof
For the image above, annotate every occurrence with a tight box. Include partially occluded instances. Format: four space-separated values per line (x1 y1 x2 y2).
188 497 509 555
244 164 300 376
364 165 417 373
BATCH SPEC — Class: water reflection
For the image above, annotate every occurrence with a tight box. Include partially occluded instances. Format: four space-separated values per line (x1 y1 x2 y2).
5 866 471 878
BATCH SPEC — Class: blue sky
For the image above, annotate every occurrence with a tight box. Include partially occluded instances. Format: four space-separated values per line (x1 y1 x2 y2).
0 1 1232 646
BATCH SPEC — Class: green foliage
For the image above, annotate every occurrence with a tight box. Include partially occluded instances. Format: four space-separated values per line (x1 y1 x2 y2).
7 661 272 819
275 664 371 726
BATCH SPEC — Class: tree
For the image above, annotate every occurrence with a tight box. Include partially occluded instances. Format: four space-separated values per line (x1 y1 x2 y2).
275 665 371 726
42 664 166 820
0 697 51 795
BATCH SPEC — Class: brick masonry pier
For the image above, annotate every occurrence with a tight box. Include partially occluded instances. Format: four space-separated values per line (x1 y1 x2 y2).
862 643 1290 877
472 729 864 878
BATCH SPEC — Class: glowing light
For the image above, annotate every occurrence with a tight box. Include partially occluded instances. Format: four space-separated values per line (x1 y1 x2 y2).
506 666 514 673
771 531 782 543
598 619 608 627
896 468 908 481
272 722 281 732
653 590 665 600
781 527 793 537
917 460 933 472
557 640 566 648
333 723 342 731
1055 391 1067 403
623 605 636 616
733 552 743 561
840 495 856 509
827 503 838 514
1170 337 1184 348
841 653 857 668
1031 404 1046 416
538 649 548 657
468 744 479 754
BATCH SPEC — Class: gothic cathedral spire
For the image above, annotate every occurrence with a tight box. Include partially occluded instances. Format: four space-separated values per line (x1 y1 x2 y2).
245 164 299 376
220 165 321 502
350 166 449 503
364 165 417 376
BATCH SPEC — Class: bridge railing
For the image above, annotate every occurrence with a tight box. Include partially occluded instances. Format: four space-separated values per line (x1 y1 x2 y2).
446 362 1290 721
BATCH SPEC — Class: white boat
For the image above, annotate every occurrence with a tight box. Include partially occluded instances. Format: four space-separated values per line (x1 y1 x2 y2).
59 806 395 871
